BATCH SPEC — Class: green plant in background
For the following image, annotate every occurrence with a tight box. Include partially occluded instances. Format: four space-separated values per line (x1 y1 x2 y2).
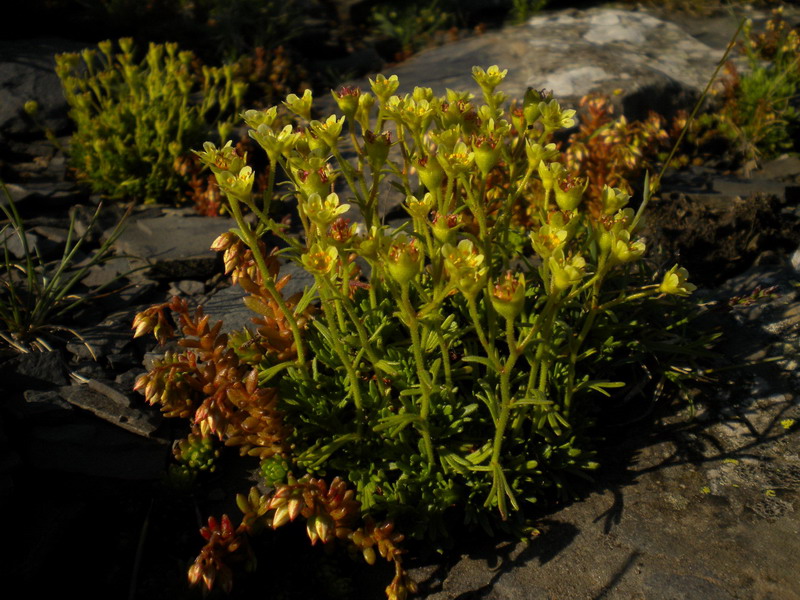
371 0 453 58
0 184 130 354
696 7 800 168
509 0 549 24
56 38 246 204
135 65 699 595
189 0 308 61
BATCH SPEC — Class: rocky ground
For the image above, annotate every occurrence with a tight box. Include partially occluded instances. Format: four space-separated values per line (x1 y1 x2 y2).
1 2 800 599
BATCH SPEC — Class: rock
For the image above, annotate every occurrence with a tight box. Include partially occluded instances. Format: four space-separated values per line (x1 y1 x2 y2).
0 37 87 140
168 279 205 297
201 284 255 334
58 380 161 437
5 389 74 420
0 181 85 214
66 308 140 362
112 208 232 280
80 256 133 288
0 228 39 259
711 175 788 200
753 154 800 183
645 188 800 286
0 350 69 390
201 259 315 334
324 7 728 123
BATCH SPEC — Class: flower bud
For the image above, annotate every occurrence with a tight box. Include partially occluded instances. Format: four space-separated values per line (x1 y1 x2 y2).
538 161 565 194
364 130 392 170
416 155 445 192
355 92 376 132
431 212 461 245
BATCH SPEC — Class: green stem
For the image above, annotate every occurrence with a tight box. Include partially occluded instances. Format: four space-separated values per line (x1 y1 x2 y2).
399 284 436 468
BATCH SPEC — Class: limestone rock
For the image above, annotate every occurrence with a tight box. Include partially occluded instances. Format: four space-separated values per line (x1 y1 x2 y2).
112 208 233 280
323 7 727 122
0 37 86 140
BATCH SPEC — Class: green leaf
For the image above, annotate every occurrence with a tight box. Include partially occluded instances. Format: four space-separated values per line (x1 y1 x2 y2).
257 360 293 385
462 355 496 369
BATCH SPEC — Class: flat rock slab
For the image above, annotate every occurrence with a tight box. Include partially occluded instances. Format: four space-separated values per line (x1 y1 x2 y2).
59 380 161 437
202 261 315 334
323 7 727 121
112 208 233 280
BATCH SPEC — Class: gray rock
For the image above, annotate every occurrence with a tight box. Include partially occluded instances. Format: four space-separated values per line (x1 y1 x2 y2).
80 256 133 288
168 279 205 297
0 181 84 211
325 7 728 123
201 259 316 334
0 350 69 389
66 307 139 361
201 284 255 334
59 380 161 437
112 208 233 280
0 37 87 139
752 154 800 182
0 228 39 259
711 175 787 200
5 389 74 420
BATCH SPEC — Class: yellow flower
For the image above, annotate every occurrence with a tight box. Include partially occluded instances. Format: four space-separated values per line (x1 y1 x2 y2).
283 89 313 121
304 193 350 228
404 193 434 220
472 65 508 95
250 123 298 163
539 99 576 132
548 249 587 292
659 265 696 296
369 73 400 103
491 272 526 321
242 106 278 130
309 114 345 148
385 235 423 286
600 185 631 215
442 239 487 297
216 165 254 200
302 243 339 276
608 229 646 264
